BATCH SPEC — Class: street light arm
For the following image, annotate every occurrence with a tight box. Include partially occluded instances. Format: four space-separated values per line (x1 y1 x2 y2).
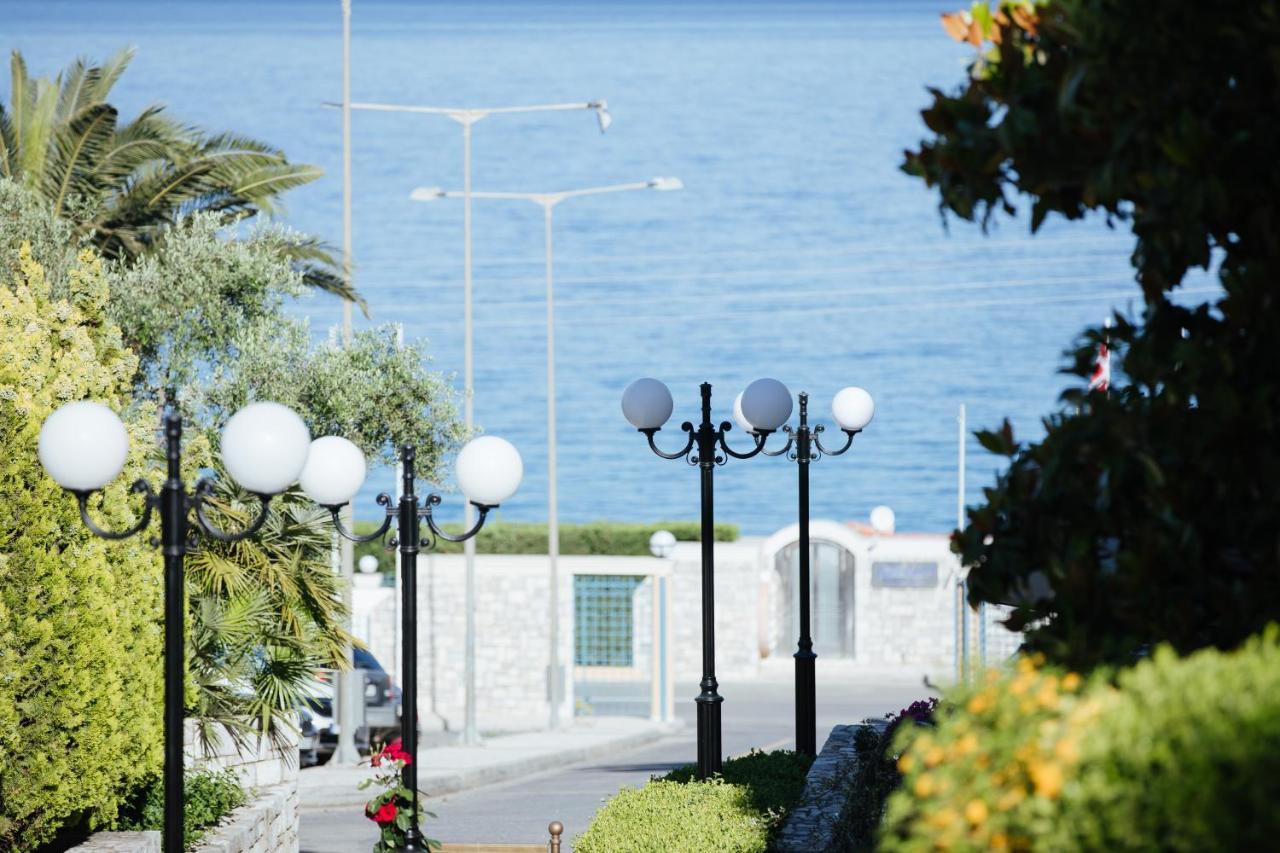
72 479 157 540
191 480 273 543
327 493 396 543
761 426 796 458
641 424 696 460
420 494 492 542
717 424 772 460
812 425 860 457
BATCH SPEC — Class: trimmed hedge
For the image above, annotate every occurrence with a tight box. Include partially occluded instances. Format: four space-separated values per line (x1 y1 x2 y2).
883 631 1280 851
354 519 739 570
575 750 812 853
0 243 163 849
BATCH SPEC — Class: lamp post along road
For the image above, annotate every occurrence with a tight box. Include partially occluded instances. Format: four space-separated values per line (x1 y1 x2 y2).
299 434 523 851
39 401 311 853
413 178 681 728
623 378 791 778
760 387 874 756
331 96 608 744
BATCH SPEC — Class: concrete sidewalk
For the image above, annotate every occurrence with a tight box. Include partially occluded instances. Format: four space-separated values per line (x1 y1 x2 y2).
299 716 680 808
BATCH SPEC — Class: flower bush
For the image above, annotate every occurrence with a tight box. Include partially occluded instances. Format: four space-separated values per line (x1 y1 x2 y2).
359 738 437 852
881 630 1280 851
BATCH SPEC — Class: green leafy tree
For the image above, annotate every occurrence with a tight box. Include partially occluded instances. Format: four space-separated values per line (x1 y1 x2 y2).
0 48 359 303
0 244 162 850
905 0 1280 667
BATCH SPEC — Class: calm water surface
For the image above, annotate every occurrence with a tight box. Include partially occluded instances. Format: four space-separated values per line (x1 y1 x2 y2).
6 1 1213 534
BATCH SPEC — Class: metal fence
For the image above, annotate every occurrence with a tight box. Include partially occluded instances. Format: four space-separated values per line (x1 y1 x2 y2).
572 563 674 721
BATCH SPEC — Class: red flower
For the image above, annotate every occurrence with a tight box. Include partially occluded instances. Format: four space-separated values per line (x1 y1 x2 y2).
385 738 412 765
365 799 398 825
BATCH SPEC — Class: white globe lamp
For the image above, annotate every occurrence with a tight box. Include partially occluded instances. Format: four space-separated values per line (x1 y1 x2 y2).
648 529 677 559
220 402 310 495
732 392 756 435
740 378 793 431
832 387 875 432
39 401 130 491
299 436 368 507
621 378 674 430
358 554 380 574
870 505 896 534
456 436 523 506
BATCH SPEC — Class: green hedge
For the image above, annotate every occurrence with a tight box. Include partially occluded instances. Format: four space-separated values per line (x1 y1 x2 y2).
575 750 812 853
0 242 163 850
354 519 739 571
883 630 1280 851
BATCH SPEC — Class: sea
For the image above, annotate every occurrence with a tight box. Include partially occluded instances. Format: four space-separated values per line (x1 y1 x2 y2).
3 0 1217 535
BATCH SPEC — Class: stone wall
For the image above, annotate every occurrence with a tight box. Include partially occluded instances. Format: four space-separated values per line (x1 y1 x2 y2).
70 721 300 853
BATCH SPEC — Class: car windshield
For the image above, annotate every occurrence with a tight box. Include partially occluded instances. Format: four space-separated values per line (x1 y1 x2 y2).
353 648 384 673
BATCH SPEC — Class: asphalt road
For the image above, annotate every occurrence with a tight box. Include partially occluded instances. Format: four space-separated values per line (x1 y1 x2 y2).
299 666 932 851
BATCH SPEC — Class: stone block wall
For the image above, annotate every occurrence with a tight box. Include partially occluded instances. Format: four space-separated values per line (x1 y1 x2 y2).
71 720 299 853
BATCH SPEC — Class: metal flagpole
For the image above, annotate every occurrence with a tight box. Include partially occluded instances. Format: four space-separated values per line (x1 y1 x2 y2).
957 403 969 684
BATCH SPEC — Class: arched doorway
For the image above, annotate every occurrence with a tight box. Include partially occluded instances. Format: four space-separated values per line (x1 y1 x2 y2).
773 539 856 658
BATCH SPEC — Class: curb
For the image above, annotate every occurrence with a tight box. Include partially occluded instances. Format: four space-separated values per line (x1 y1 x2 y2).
299 721 681 808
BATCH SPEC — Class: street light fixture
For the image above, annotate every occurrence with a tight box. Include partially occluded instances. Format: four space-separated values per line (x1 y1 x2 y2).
333 95 608 745
300 434 523 852
622 378 788 778
758 386 874 758
412 177 682 730
39 401 310 853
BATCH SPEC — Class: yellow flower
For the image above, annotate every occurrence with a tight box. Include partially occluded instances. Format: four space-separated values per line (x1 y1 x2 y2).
1030 760 1064 799
914 773 938 797
956 733 979 756
1016 655 1036 674
1062 672 1082 692
898 753 915 773
964 799 989 825
925 746 946 767
997 788 1026 811
1055 737 1080 764
991 831 1011 850
1009 674 1033 696
967 692 992 714
1036 684 1059 709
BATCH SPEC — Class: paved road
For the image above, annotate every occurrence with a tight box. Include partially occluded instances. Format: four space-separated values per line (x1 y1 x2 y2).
300 667 932 851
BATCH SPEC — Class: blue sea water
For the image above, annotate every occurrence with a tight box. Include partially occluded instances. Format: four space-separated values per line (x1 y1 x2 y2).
3 1 1216 534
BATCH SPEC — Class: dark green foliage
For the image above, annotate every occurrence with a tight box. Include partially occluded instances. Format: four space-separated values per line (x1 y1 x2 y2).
117 768 246 849
660 748 813 831
904 0 1280 668
831 726 905 852
576 750 812 853
353 519 739 569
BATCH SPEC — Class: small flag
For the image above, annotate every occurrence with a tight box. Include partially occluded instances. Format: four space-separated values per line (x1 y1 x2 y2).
1089 318 1111 392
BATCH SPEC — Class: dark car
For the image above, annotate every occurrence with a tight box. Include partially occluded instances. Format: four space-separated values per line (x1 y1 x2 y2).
301 648 401 766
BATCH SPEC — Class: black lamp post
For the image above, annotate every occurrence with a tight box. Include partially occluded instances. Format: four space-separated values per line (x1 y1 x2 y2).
300 436 523 852
763 388 872 757
622 379 790 779
39 401 312 853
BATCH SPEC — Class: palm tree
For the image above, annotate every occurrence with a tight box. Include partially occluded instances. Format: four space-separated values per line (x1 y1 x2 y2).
185 468 354 755
0 48 360 304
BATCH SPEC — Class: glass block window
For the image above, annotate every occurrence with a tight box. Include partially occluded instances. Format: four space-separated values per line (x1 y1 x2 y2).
574 574 645 667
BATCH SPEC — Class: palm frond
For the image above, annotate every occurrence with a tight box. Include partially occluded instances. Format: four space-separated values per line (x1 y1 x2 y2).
46 103 117 217
17 75 58 191
0 104 15 179
8 51 30 155
85 46 136 104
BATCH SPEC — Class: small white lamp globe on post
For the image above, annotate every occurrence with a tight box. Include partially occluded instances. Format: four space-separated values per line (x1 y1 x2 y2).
358 554 381 574
39 400 308 853
624 377 786 779
302 436 522 852
648 529 677 560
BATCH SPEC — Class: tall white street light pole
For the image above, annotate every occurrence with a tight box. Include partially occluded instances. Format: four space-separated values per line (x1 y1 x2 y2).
411 178 683 729
328 96 611 745
332 0 361 767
